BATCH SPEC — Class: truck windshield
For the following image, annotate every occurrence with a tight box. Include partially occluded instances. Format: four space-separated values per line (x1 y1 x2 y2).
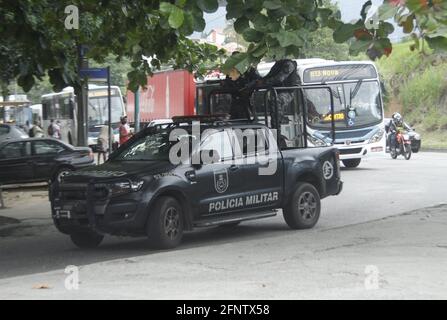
112 129 198 161
113 131 173 161
305 81 383 129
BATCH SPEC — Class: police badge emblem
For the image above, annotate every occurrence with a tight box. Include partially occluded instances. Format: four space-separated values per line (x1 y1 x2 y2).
214 169 229 193
322 161 334 180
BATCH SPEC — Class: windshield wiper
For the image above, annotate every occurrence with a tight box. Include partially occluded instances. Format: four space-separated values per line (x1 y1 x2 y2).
350 79 363 105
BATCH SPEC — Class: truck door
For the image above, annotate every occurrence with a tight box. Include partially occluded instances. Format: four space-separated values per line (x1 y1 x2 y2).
191 129 242 216
229 127 283 211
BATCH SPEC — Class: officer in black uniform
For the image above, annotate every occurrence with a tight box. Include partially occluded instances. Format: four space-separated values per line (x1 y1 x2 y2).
222 53 261 120
255 59 299 128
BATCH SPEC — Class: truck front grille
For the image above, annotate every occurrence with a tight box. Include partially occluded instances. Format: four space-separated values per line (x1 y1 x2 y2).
59 183 109 201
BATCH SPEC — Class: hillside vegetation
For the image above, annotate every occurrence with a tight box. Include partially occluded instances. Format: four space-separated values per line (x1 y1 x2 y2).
377 42 447 149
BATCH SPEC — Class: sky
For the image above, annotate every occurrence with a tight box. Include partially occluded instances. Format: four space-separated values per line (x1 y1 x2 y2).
202 0 404 42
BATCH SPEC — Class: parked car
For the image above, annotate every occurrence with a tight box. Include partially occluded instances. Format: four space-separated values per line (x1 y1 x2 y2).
0 138 94 185
0 124 28 143
145 119 173 129
384 118 421 153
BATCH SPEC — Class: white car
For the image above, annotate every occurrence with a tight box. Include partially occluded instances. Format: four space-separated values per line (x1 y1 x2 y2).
145 119 173 129
0 124 29 143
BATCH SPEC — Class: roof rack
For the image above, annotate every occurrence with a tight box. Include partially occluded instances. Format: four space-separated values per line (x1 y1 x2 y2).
172 114 231 124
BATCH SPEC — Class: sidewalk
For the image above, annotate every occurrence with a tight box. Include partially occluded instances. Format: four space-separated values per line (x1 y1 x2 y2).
0 204 446 299
0 186 50 231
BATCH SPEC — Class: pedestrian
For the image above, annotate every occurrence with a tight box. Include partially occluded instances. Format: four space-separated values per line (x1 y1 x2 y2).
53 120 61 139
97 124 114 164
32 121 44 138
27 120 35 137
260 59 299 128
48 119 61 139
47 119 54 137
25 120 32 132
119 116 132 146
222 51 261 120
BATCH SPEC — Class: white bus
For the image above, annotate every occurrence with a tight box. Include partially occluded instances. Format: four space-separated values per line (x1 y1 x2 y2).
257 59 386 168
41 85 126 147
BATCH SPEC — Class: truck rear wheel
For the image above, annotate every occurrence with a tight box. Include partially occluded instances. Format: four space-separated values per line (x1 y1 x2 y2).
147 196 184 249
70 231 104 249
342 158 361 168
283 182 321 230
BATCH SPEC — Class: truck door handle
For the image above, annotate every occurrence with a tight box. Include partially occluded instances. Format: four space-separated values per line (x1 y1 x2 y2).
229 165 239 172
185 171 197 182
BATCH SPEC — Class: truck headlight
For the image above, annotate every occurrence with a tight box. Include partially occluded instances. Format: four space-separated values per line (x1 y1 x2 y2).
369 129 384 144
308 135 328 147
110 180 144 196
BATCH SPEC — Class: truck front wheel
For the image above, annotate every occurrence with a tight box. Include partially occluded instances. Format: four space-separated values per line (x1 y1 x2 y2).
70 231 104 249
147 196 184 249
283 183 321 230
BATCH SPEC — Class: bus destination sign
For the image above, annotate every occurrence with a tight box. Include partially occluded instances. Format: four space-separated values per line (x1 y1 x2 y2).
303 64 377 83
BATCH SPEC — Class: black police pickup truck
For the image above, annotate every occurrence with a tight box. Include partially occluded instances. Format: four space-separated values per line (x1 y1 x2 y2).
50 116 343 249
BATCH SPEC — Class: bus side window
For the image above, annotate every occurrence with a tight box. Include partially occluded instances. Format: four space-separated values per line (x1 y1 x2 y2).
69 100 75 119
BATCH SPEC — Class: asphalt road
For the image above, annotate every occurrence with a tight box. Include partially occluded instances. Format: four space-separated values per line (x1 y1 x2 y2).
0 151 446 282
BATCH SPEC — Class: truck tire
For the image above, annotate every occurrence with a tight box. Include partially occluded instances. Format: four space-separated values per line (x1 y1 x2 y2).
283 182 321 230
70 231 104 249
147 196 184 249
342 159 361 168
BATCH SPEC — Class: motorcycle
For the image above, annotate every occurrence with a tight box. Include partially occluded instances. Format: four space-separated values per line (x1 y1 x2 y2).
390 129 412 160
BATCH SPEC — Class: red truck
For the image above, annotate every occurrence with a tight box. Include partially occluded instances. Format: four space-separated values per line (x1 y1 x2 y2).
126 69 196 124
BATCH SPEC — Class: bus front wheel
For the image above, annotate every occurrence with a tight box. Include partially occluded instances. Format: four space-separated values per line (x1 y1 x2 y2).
342 159 361 168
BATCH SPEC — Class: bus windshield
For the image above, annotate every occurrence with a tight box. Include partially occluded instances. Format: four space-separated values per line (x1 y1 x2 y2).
88 93 124 126
305 81 383 129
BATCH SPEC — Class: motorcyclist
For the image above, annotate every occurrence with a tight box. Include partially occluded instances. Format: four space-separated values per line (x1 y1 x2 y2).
388 112 404 151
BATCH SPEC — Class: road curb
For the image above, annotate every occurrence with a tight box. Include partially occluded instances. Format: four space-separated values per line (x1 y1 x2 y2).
0 216 20 228
421 148 447 153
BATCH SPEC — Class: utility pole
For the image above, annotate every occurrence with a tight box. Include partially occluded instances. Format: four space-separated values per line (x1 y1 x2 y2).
107 66 112 155
134 89 140 133
0 185 4 209
76 45 89 147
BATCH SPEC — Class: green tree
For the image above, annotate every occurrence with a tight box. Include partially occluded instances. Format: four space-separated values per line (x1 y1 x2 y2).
223 21 249 51
300 27 350 61
298 0 349 61
90 55 133 94
1 0 447 94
